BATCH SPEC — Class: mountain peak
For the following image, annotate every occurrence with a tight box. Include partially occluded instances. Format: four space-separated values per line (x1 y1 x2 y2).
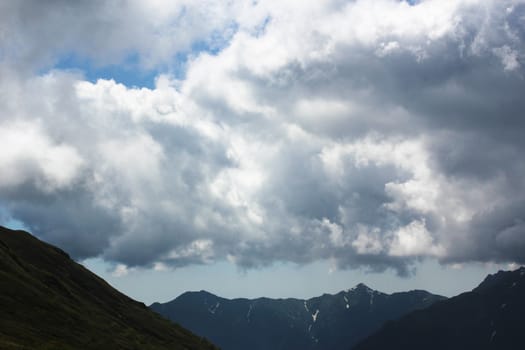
348 283 373 292
474 265 525 293
354 267 525 350
197 289 215 296
179 290 218 298
153 281 444 350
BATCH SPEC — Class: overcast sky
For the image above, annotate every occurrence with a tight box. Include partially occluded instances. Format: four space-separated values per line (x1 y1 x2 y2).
1 0 524 303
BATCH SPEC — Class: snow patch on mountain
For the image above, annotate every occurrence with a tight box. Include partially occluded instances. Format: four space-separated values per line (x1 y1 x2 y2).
246 303 253 322
312 309 319 322
209 302 220 314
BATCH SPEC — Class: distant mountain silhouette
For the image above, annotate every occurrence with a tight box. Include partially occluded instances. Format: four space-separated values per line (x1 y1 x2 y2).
353 267 525 350
0 226 217 350
151 283 445 350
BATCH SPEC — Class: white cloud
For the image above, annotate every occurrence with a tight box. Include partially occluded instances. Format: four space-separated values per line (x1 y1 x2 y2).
0 122 84 192
493 45 521 71
352 225 384 255
389 220 444 257
0 0 247 69
1 0 525 273
112 263 132 277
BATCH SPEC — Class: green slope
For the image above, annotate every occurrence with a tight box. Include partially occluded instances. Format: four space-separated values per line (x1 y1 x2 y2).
0 226 218 350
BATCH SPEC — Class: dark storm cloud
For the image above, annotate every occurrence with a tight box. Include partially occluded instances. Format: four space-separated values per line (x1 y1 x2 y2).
445 201 525 265
7 190 121 259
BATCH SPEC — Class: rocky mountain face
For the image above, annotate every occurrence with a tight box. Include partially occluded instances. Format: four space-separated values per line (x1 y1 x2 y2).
0 226 218 350
151 283 445 350
353 267 525 350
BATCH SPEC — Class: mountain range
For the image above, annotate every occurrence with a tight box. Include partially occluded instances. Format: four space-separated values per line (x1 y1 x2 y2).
0 226 217 350
353 266 525 350
151 284 445 350
2 224 524 350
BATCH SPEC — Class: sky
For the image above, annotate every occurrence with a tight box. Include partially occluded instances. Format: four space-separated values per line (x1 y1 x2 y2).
1 0 525 305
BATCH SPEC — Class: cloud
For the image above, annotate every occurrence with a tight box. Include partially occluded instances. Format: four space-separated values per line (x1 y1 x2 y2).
1 0 525 275
0 0 241 70
0 122 84 191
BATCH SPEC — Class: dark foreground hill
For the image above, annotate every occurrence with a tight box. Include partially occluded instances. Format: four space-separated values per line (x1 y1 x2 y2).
353 267 525 350
151 284 445 350
0 226 217 350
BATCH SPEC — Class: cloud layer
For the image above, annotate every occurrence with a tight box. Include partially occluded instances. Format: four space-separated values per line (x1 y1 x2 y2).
1 0 525 275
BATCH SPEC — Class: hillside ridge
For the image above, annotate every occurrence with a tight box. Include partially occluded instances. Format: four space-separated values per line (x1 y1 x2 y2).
0 225 218 350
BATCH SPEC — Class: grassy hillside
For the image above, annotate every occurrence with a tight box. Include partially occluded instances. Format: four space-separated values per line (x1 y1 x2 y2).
0 226 218 350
